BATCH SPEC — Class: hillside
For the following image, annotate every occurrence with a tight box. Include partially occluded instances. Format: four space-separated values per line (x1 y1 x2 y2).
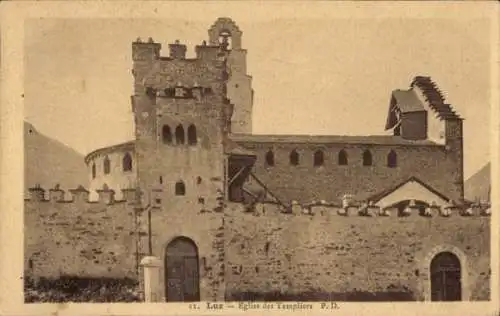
24 121 88 199
464 162 490 203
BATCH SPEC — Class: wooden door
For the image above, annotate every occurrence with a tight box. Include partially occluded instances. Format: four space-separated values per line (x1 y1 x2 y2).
165 237 200 302
430 252 461 301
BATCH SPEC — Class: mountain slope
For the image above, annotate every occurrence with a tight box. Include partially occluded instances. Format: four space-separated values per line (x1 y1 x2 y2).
24 121 88 198
464 162 490 203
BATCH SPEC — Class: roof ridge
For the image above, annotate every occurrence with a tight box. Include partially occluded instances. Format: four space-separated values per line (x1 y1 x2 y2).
411 76 461 120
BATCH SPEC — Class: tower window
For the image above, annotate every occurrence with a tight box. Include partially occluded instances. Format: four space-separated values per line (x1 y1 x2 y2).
91 163 96 179
363 150 372 166
175 181 186 196
159 176 163 185
175 125 185 144
387 150 397 168
122 152 133 172
290 150 299 166
338 150 348 165
187 124 197 145
103 156 111 175
162 125 172 144
265 150 274 167
219 31 232 50
313 150 324 167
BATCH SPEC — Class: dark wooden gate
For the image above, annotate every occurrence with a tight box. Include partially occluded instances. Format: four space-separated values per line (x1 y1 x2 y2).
430 252 461 301
165 237 200 302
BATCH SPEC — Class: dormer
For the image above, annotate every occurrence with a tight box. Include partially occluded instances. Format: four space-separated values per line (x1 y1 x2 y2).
385 76 462 144
385 89 427 141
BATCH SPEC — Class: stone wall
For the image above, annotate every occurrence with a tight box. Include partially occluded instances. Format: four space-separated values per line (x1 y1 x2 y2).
233 141 463 204
24 186 141 280
25 186 490 302
224 202 490 301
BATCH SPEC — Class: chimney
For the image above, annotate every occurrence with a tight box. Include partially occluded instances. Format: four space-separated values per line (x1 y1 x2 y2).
169 40 187 59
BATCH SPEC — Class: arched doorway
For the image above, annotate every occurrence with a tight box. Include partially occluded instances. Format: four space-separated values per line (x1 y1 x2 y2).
430 252 461 301
165 237 200 302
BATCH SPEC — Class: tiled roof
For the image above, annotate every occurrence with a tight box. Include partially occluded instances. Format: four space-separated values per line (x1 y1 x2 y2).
84 140 135 164
229 133 441 146
411 76 461 120
392 89 425 113
224 137 256 156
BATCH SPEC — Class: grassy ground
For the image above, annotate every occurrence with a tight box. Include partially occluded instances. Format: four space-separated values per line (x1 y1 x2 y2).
24 276 142 303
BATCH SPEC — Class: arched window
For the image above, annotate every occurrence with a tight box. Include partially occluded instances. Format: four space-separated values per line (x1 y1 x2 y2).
313 150 324 167
91 163 96 179
363 150 372 166
175 125 185 144
338 150 348 165
175 181 186 196
103 156 111 175
219 31 232 50
265 150 274 167
123 152 133 172
187 124 197 145
162 125 172 144
289 150 299 166
387 150 397 168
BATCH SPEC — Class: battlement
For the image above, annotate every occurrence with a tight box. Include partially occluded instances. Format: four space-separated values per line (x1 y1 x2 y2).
26 184 140 205
133 37 230 63
230 198 491 219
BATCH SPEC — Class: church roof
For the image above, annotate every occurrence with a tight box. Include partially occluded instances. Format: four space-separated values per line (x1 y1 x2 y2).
385 76 462 130
366 176 451 204
84 140 135 164
391 89 425 113
224 137 256 156
230 134 441 146
410 76 462 120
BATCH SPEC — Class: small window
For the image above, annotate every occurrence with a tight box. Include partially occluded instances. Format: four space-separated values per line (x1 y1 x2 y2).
265 150 274 167
103 156 111 175
159 176 163 185
175 125 185 144
338 150 348 165
187 124 197 145
290 150 299 166
175 181 186 196
313 150 324 167
28 258 33 270
162 125 172 144
91 163 96 179
122 152 133 172
363 150 372 166
387 150 397 168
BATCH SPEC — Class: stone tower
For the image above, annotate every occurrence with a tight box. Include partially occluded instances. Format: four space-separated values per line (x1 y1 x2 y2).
208 18 254 134
131 36 233 205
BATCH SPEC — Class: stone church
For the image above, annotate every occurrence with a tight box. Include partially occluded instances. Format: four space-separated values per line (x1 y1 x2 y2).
25 17 490 302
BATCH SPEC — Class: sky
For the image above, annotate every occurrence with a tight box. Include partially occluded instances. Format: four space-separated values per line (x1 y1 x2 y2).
24 14 492 179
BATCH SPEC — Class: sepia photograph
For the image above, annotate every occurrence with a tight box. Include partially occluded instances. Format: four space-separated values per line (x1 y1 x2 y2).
1 1 497 314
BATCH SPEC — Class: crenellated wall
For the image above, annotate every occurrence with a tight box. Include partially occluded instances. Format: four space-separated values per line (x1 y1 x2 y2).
224 201 491 301
24 185 142 281
24 184 490 302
